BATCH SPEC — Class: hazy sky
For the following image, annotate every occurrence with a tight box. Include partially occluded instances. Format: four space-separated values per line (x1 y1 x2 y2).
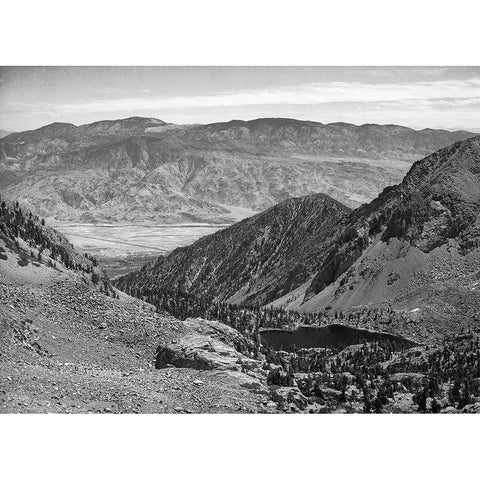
0 66 479 132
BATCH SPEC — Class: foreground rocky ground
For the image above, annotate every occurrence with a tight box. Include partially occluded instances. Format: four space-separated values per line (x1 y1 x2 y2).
3 264 479 414
0 264 277 413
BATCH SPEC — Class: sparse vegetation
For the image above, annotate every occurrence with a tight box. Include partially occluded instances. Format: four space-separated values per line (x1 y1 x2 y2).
0 195 114 295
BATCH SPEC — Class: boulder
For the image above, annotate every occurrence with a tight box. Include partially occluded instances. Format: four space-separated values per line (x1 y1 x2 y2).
207 370 268 394
345 384 362 401
270 386 308 410
462 402 480 414
441 406 459 414
389 392 417 413
313 384 343 401
155 318 265 379
183 318 253 354
389 372 426 388
157 333 244 371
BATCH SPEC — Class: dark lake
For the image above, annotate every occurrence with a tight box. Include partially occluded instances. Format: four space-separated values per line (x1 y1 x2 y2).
260 324 416 351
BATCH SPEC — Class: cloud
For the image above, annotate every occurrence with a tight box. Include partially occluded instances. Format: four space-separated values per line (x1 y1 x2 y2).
2 75 479 131
344 67 456 77
6 78 479 116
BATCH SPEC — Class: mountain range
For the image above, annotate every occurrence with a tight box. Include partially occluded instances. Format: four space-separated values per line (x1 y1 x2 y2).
0 117 475 224
116 136 480 340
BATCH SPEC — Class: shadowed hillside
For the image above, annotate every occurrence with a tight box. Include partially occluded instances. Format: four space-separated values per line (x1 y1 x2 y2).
115 193 350 305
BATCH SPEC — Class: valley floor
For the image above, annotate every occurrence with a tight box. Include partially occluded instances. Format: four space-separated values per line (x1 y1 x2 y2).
53 223 230 278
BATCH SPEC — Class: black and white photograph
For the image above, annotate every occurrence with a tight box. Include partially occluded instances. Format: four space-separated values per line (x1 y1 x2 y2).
2 64 480 416
1 1 479 479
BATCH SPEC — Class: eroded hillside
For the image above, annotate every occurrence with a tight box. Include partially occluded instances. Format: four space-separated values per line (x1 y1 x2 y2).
0 117 474 224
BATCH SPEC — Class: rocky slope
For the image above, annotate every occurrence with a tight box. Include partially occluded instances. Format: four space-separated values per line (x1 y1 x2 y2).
115 194 350 305
0 199 275 413
0 117 475 223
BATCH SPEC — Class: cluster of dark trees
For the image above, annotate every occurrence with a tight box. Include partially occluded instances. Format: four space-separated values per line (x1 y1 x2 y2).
265 334 480 413
388 334 480 410
114 284 336 339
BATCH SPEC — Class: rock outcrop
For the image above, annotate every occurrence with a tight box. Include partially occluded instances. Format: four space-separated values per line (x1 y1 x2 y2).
270 386 309 411
155 318 266 381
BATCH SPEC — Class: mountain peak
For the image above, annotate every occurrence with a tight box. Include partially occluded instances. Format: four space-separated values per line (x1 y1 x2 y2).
36 122 78 134
300 135 480 323
81 116 166 128
115 192 350 306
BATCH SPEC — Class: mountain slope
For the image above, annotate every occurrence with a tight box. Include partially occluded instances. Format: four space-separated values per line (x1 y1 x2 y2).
115 194 351 305
0 117 475 224
270 136 480 338
0 195 110 289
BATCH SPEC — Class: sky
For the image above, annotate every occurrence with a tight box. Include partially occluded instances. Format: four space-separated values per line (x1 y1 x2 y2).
0 66 479 132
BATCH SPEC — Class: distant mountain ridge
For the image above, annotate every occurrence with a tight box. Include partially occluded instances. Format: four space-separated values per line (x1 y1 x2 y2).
185 118 474 159
2 117 166 141
0 117 475 224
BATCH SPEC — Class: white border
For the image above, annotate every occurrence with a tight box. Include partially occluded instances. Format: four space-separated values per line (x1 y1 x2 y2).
1 1 479 479
0 0 479 65
1 415 480 479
